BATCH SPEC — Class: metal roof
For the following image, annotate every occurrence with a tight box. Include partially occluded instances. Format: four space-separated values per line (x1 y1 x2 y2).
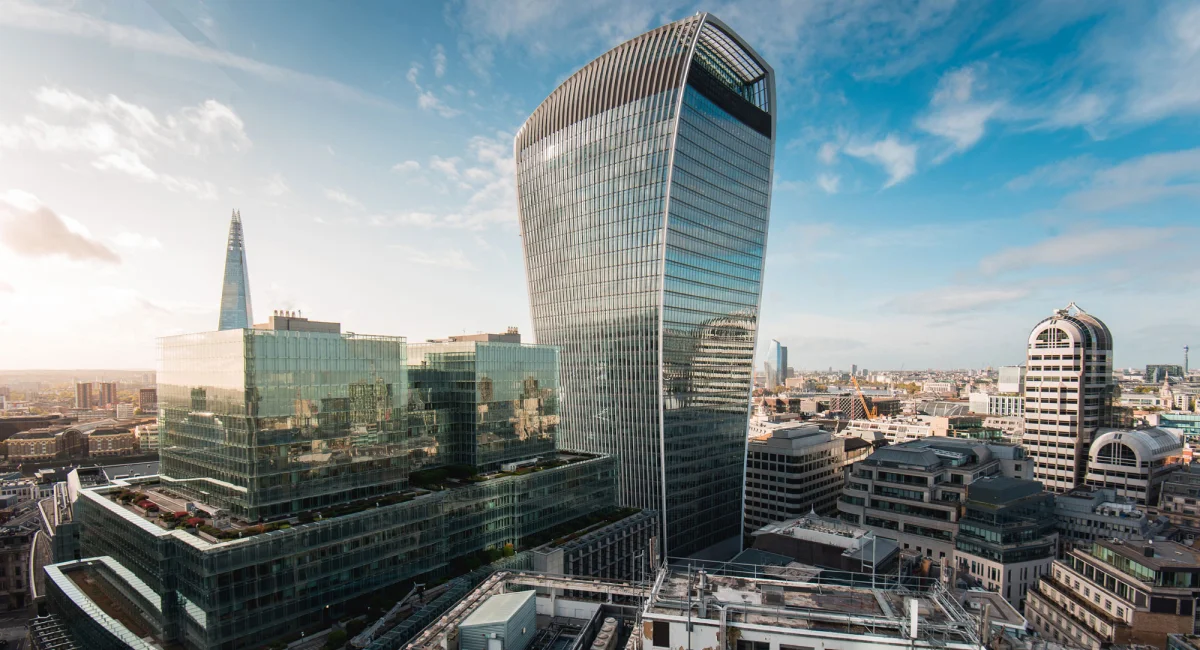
458 590 535 627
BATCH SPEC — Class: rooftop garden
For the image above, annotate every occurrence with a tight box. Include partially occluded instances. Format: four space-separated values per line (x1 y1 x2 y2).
520 507 642 549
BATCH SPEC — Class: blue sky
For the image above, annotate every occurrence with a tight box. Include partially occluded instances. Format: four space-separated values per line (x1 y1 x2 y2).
0 0 1197 371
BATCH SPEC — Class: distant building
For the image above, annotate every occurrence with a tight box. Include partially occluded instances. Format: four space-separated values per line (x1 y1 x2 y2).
87 427 136 457
1027 538 1200 649
217 210 253 330
765 339 788 388
954 476 1057 610
6 428 59 461
426 327 522 344
73 382 92 410
923 381 956 395
744 424 844 532
95 381 117 408
134 423 159 453
1022 303 1114 493
1056 486 1163 549
137 388 157 413
114 403 134 419
1084 427 1183 505
1147 364 1184 382
253 310 340 334
0 503 40 609
998 365 1026 394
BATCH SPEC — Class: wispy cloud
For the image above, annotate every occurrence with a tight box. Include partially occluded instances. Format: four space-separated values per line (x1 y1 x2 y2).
264 173 290 197
0 192 121 264
323 188 363 209
405 54 461 117
388 244 474 269
916 64 1003 161
885 285 1032 314
979 226 1184 275
1005 156 1097 191
1064 148 1200 210
844 135 918 188
816 173 840 194
391 160 420 173
111 232 163 249
432 44 447 77
0 1 393 108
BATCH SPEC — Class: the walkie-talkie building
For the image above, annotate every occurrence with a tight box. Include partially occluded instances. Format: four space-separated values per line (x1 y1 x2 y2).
515 13 776 558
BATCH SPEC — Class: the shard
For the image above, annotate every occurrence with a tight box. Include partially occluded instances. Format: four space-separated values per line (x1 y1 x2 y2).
217 210 253 330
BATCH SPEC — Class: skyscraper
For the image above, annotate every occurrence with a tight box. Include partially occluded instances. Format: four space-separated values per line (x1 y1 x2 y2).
515 13 776 558
74 382 92 409
217 210 253 330
1021 302 1114 493
96 381 117 407
765 339 787 388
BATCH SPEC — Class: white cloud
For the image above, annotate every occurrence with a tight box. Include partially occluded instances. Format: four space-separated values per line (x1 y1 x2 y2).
406 63 421 85
816 173 840 194
817 142 838 164
1065 148 1200 210
391 160 420 173
0 87 234 199
389 244 474 269
844 135 918 188
264 173 290 197
916 65 1003 160
1110 2 1200 122
886 285 1032 314
979 226 1184 275
429 156 461 179
0 193 121 263
111 232 162 249
0 1 392 108
417 90 462 118
323 188 363 209
1005 156 1097 191
432 44 447 77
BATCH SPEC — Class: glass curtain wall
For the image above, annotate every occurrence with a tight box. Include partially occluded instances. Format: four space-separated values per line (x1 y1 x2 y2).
516 14 775 557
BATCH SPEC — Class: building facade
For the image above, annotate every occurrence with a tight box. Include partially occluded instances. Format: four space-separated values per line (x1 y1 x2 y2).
1026 539 1200 649
1056 486 1161 549
96 382 117 408
74 382 92 410
514 13 776 558
217 210 253 331
954 476 1057 610
138 387 157 413
1022 303 1114 493
1084 427 1182 506
1156 463 1200 533
744 424 844 533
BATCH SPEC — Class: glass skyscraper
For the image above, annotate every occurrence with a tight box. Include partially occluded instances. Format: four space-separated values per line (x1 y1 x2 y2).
765 339 787 388
515 13 775 558
217 210 253 330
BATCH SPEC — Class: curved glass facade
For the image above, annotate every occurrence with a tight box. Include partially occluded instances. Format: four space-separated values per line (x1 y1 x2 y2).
515 13 775 557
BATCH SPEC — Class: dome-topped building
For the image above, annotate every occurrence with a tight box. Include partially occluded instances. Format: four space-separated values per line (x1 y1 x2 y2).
1085 427 1183 505
1021 303 1115 493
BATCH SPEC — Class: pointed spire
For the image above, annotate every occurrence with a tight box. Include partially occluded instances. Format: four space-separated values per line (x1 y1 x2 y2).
218 209 253 330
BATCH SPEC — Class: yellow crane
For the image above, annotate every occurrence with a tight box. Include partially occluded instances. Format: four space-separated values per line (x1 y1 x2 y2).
851 376 878 420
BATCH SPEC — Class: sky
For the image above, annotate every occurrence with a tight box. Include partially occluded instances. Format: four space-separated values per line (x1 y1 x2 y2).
0 0 1197 372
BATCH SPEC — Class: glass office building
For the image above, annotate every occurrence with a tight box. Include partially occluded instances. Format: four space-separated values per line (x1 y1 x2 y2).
158 327 410 520
409 341 560 471
515 13 776 558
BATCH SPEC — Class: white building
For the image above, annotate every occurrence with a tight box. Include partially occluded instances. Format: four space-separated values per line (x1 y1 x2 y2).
134 423 159 452
923 381 956 395
1022 303 1114 493
1083 427 1183 506
998 365 1026 394
744 425 844 532
115 403 134 419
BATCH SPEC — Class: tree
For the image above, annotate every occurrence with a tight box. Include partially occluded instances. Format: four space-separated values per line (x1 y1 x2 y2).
324 630 348 649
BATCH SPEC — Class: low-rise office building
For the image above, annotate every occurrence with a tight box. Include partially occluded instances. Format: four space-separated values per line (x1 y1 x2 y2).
749 512 900 575
1056 486 1163 549
1027 538 1200 649
744 424 844 532
1084 427 1183 506
1157 463 1200 533
530 508 657 580
954 476 1057 610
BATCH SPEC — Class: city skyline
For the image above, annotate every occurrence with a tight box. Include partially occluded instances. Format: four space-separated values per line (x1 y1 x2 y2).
1 1 1198 371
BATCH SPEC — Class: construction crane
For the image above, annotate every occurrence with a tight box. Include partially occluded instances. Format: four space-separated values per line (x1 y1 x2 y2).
851 376 878 420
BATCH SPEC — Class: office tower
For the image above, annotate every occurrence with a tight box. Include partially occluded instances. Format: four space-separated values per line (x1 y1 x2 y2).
95 381 117 407
765 339 787 388
217 210 253 330
743 424 844 533
515 13 776 558
73 382 92 409
1021 302 1114 493
851 363 858 376
138 387 157 413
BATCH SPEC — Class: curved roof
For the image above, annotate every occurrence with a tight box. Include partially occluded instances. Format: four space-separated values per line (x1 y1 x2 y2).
515 13 775 153
1090 427 1182 463
1028 302 1112 350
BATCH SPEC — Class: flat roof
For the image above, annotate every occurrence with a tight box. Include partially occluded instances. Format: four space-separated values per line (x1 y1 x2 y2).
459 590 534 627
1095 539 1200 570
